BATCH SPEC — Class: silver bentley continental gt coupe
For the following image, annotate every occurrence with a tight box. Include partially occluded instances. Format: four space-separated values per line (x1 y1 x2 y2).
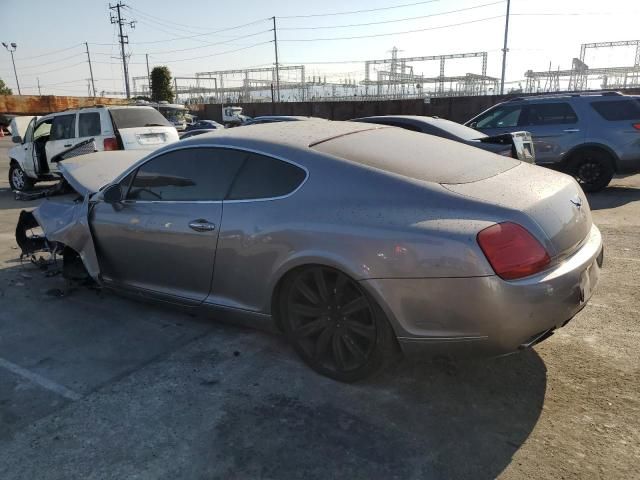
16 120 604 382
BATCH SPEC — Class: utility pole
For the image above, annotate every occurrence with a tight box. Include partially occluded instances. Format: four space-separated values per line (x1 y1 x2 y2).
499 0 511 95
109 2 136 98
146 53 151 96
272 16 280 102
37 77 41 95
2 42 21 95
85 42 96 97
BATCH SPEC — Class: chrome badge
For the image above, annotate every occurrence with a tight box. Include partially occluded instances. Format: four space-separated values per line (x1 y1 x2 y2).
570 196 583 209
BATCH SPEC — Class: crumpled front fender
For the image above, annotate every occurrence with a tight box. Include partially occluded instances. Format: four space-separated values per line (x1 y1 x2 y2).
16 194 101 282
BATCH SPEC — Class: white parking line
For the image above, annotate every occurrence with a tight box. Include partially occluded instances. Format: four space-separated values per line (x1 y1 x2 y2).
0 357 82 401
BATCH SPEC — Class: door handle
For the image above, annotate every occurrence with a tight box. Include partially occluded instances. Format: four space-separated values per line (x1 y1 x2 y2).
63 143 72 147
563 128 580 133
188 219 216 232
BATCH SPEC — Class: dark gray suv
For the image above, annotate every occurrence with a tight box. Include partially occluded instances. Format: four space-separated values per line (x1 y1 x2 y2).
466 92 640 192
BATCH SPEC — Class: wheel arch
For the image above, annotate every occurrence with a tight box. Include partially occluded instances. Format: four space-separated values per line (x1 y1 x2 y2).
564 143 619 171
268 256 401 340
269 255 365 332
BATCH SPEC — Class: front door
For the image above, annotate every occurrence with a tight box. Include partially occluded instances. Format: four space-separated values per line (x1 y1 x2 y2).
45 113 78 166
90 147 247 304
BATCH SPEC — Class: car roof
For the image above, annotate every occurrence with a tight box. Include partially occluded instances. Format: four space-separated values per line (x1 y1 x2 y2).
251 116 316 121
185 120 377 149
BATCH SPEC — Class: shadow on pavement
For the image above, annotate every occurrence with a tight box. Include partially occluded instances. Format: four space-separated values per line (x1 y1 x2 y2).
0 257 547 480
588 185 640 210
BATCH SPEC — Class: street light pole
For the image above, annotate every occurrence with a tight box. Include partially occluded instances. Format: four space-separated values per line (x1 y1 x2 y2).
2 42 21 95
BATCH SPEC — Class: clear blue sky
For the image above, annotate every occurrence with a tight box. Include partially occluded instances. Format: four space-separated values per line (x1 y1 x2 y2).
1 0 638 96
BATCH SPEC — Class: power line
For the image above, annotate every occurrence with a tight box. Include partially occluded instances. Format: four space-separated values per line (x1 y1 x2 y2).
13 43 83 61
16 52 84 69
280 15 503 41
279 0 440 19
125 5 230 33
143 29 272 55
123 11 270 44
154 41 272 63
279 1 505 30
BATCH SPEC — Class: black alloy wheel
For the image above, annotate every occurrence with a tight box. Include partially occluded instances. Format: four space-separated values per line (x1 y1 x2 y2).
280 266 394 382
569 150 614 193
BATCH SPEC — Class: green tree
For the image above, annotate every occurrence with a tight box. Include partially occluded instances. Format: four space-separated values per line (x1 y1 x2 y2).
150 66 174 103
0 78 13 95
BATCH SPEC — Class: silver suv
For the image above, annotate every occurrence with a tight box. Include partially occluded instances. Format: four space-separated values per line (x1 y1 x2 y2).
465 92 640 192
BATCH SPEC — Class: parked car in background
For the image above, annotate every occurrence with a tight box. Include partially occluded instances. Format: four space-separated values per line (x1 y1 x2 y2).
8 105 179 191
179 129 219 140
243 116 317 125
351 115 535 163
465 91 640 192
184 120 224 132
17 121 602 381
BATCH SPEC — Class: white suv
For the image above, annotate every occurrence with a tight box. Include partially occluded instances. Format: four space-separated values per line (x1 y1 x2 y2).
8 105 179 191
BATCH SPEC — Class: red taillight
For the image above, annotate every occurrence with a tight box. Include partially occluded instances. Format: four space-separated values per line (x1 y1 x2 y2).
477 222 550 280
633 123 640 131
103 137 119 151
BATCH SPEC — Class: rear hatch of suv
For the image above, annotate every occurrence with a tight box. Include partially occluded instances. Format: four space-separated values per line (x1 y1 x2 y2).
109 107 179 150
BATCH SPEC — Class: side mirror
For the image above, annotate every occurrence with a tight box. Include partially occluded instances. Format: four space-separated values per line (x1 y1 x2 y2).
12 135 23 144
468 121 478 129
103 184 123 204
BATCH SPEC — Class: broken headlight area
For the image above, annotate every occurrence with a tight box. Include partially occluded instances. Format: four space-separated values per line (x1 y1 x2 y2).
16 210 92 282
16 210 61 260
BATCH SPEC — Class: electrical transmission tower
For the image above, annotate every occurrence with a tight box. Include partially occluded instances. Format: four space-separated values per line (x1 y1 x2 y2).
109 2 136 98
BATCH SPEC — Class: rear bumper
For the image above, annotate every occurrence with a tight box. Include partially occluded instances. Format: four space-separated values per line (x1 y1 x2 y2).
361 224 603 357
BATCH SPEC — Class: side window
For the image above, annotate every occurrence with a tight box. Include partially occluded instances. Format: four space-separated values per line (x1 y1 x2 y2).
590 100 640 121
50 114 77 140
79 112 102 137
524 103 578 126
127 148 246 201
475 105 523 129
227 153 306 200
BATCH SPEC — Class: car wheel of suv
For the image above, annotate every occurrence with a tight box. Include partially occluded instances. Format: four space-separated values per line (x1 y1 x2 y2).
9 163 34 192
279 266 397 382
568 150 614 193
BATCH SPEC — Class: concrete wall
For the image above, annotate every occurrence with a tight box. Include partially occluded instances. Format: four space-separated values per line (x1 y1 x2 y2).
0 95 128 116
190 89 640 124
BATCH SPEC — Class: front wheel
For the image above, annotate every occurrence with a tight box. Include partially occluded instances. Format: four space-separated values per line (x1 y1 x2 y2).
279 266 396 382
568 150 614 193
9 163 34 192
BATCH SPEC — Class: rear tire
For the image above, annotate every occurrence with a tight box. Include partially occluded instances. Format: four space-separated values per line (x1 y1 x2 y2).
568 149 614 193
9 163 34 192
279 265 397 382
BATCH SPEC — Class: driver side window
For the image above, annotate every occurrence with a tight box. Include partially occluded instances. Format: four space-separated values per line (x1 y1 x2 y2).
126 148 247 201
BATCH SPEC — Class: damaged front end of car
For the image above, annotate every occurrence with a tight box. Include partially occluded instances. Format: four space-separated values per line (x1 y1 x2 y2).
14 150 147 283
15 193 100 282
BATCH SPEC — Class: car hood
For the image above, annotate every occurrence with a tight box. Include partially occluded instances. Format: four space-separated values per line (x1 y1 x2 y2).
58 150 147 195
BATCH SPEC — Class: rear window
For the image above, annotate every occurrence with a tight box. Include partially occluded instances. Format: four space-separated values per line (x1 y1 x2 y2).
110 107 172 129
590 100 640 121
429 118 486 141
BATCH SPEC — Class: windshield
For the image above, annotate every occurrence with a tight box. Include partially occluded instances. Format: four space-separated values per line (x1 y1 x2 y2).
110 107 173 129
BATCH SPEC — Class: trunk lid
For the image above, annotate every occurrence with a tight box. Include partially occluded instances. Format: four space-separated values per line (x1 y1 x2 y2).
443 163 592 258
